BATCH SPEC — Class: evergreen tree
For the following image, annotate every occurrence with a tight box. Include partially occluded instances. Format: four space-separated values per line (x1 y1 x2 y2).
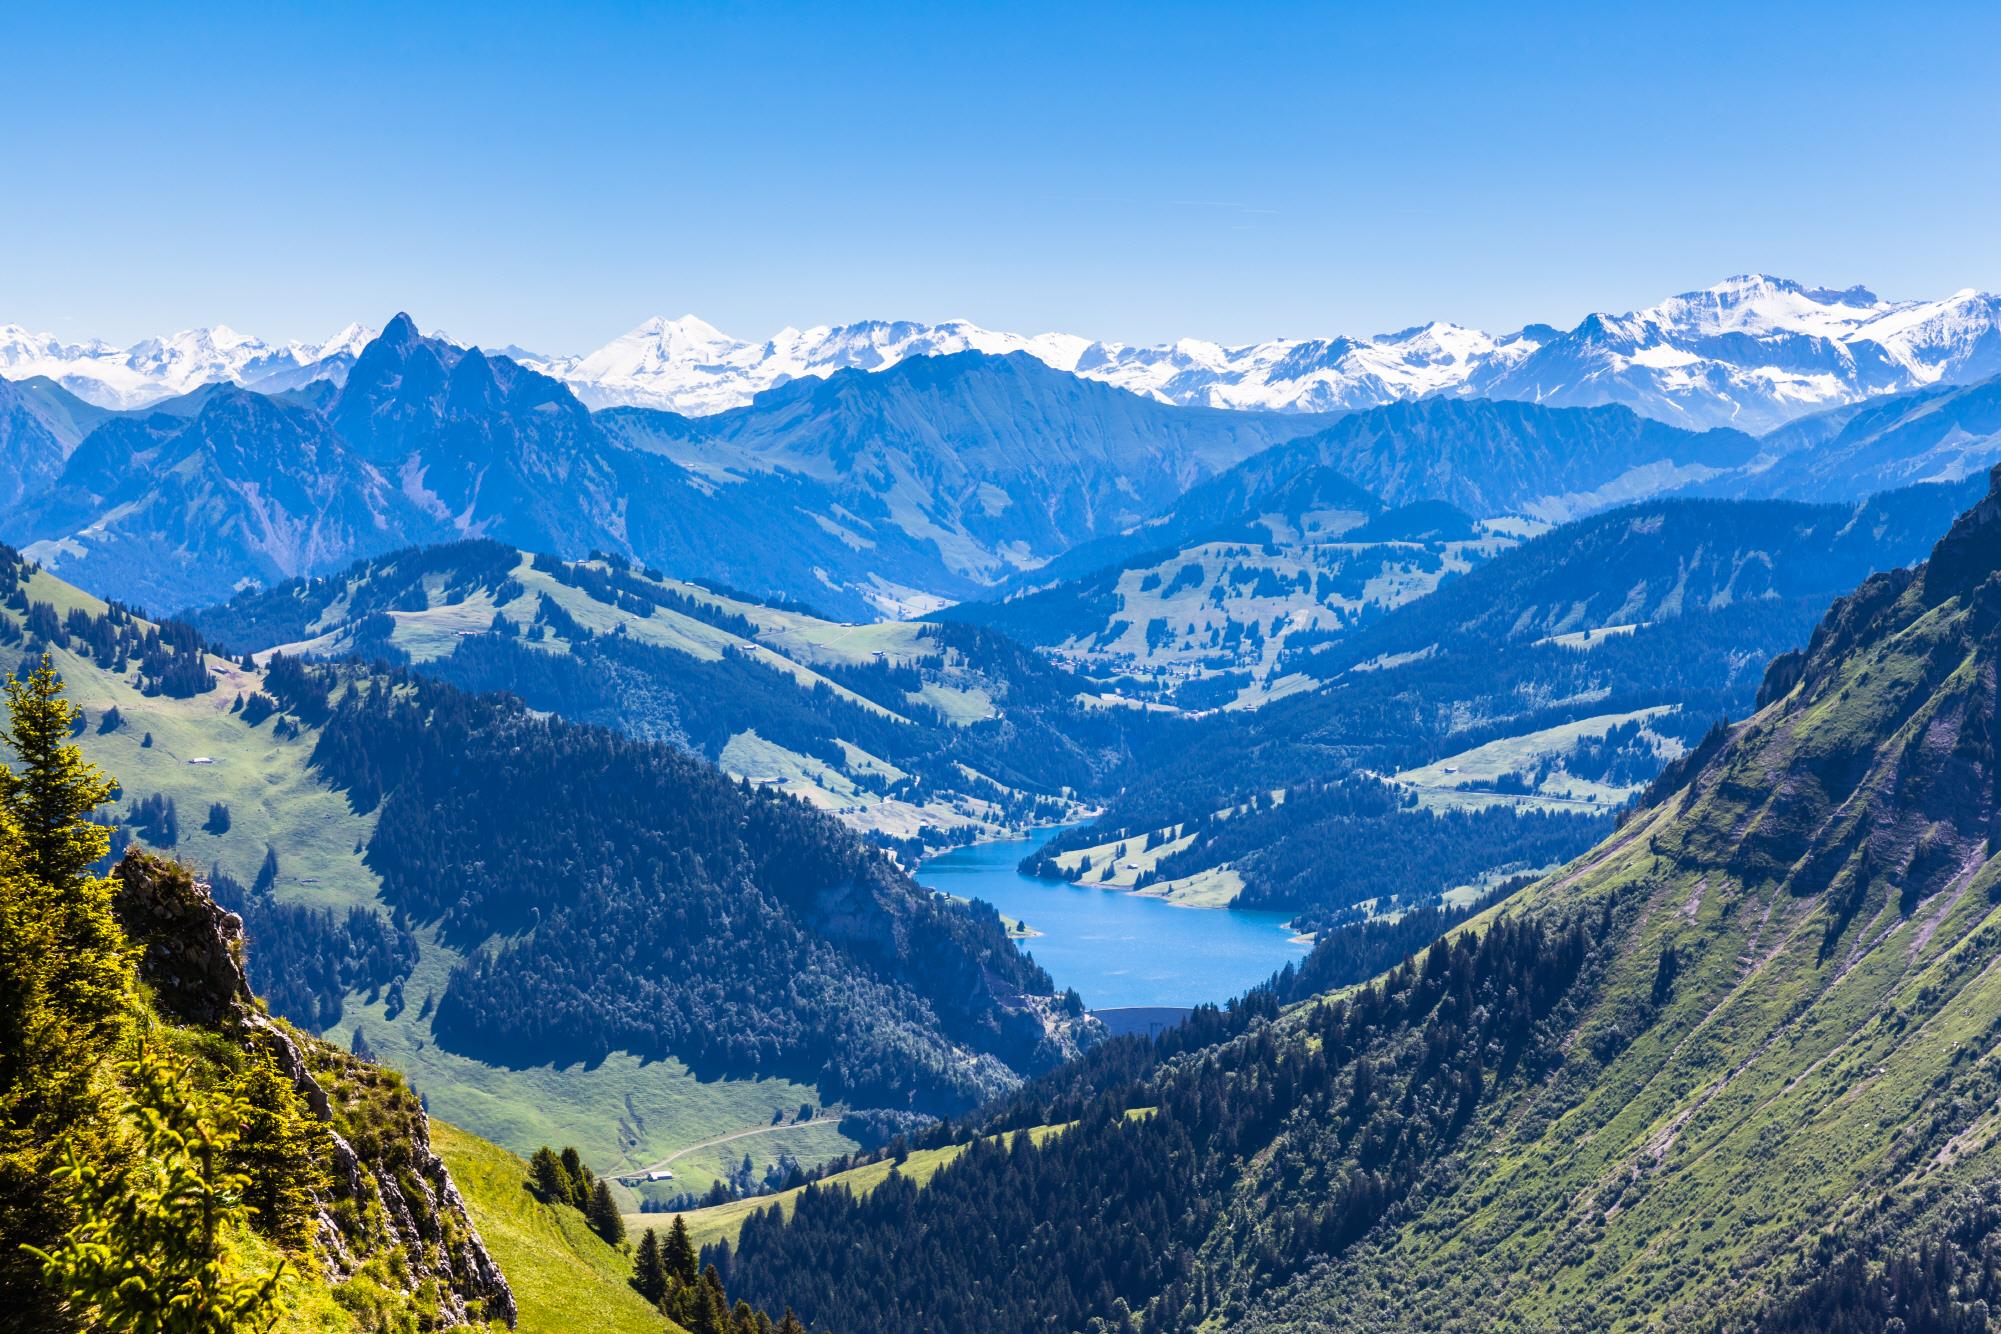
632 1227 668 1305
28 1041 285 1334
665 1214 700 1286
1 656 114 891
0 658 134 1327
692 1265 730 1334
231 1045 331 1251
530 1146 573 1206
588 1177 626 1247
561 1145 593 1209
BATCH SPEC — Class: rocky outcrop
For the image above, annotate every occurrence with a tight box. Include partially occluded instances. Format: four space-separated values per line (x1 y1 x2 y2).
112 852 516 1326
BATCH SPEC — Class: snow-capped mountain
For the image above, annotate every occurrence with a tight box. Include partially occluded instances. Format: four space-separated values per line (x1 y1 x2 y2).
0 321 377 409
1470 276 2001 432
10 276 2000 428
530 315 1092 413
544 276 2001 429
1070 321 1542 414
532 314 1522 416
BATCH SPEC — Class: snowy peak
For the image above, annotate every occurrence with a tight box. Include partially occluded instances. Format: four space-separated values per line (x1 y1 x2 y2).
1467 275 2001 432
1646 273 1889 338
8 275 2001 429
548 277 2001 426
547 314 1092 413
0 319 380 409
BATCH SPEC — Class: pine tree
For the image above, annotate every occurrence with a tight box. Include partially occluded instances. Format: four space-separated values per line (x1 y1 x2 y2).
665 1213 700 1286
0 659 134 1329
632 1227 668 1304
530 1146 573 1205
561 1145 593 1209
231 1045 332 1251
692 1266 730 1334
28 1041 285 1334
1 656 113 891
588 1177 626 1247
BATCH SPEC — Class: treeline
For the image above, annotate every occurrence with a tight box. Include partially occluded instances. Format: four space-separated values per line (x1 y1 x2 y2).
1159 779 1607 932
298 663 1068 1110
531 548 761 638
721 912 1597 1332
187 538 526 649
426 594 1138 830
1027 778 1605 932
0 546 215 697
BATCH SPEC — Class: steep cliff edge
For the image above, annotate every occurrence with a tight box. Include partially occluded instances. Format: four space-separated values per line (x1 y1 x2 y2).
113 851 517 1328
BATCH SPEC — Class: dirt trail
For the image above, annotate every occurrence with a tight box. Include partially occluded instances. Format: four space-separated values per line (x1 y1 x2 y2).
625 1115 839 1177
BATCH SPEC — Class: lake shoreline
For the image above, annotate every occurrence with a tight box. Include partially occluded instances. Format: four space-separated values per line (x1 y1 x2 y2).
917 826 1309 1011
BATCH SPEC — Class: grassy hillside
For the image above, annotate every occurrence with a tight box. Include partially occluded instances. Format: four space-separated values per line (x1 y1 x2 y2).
26 563 861 1186
631 1120 1082 1251
9 546 1091 1211
947 520 1513 710
432 1122 685 1334
1276 471 2001 1329
190 541 1158 855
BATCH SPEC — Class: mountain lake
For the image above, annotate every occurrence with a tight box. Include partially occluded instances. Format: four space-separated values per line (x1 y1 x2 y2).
917 826 1311 1014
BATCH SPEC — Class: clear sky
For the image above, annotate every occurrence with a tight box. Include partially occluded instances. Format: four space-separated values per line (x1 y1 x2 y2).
6 1 1998 352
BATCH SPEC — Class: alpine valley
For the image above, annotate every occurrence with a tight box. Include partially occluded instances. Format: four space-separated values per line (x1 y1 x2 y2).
11 273 2001 1334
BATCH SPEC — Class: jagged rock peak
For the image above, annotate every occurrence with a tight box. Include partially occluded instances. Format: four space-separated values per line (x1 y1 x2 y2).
1922 462 2001 603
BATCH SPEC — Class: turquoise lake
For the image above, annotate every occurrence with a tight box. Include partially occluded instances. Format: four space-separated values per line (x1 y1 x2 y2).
916 827 1311 1011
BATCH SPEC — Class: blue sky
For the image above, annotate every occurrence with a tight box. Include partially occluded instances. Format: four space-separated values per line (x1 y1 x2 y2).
6 1 1998 351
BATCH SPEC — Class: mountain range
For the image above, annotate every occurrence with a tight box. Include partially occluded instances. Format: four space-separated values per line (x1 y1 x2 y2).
17 275 2001 432
0 328 1324 617
0 320 376 409
9 313 2001 626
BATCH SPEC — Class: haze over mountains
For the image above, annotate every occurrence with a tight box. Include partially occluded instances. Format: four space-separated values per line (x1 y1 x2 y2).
13 274 2001 431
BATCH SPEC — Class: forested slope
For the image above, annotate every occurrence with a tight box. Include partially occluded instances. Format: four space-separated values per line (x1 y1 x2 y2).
1027 480 1984 928
189 540 1156 853
719 464 2001 1331
0 655 517 1330
0 543 1090 1193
